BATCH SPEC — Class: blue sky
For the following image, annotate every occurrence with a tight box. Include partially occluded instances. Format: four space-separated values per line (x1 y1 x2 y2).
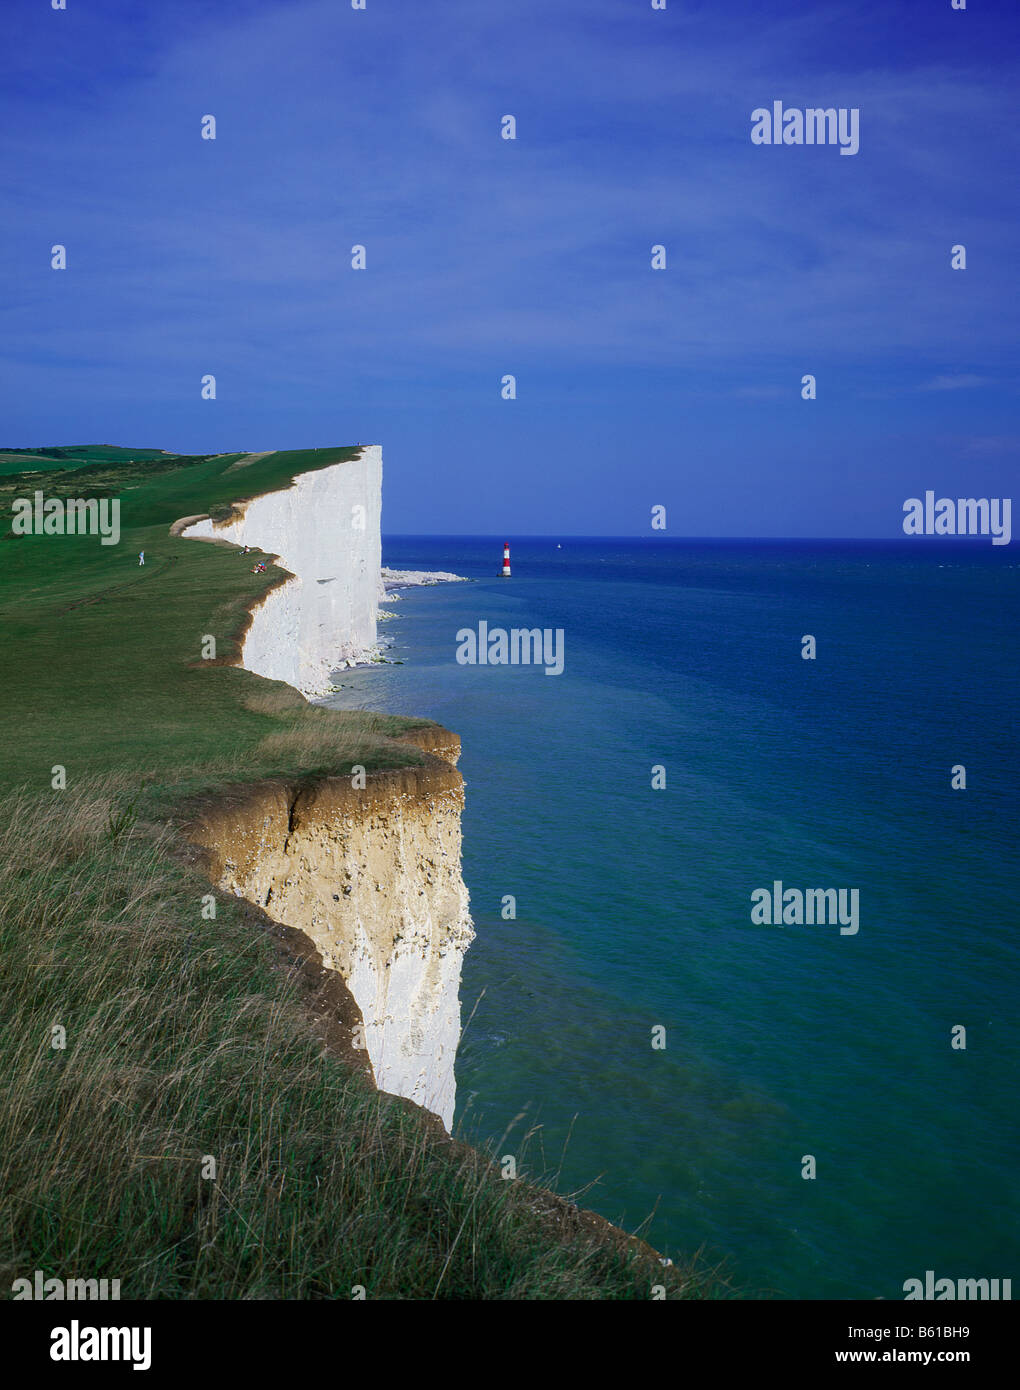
1 0 1017 535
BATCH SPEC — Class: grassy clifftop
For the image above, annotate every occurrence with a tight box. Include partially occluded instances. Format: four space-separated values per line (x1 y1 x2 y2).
0 444 428 797
0 444 724 1299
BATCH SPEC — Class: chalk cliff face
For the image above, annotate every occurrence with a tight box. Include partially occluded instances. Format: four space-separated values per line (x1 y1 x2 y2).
181 447 473 1132
183 447 382 695
189 750 473 1132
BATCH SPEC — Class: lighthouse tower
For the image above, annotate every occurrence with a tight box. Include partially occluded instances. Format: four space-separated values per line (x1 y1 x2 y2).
500 542 511 577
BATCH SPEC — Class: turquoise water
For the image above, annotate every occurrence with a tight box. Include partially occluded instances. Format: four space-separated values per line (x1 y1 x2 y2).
323 538 1019 1299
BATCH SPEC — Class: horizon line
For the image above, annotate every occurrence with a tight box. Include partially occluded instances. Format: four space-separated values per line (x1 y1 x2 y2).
380 533 1002 543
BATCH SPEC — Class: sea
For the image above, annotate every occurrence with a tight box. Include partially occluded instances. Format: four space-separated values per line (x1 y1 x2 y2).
321 537 1019 1300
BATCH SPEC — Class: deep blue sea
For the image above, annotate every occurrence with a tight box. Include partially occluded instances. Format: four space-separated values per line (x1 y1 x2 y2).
323 537 1019 1300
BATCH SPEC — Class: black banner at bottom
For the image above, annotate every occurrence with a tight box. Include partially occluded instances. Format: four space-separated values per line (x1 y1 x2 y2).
0 1298 1009 1377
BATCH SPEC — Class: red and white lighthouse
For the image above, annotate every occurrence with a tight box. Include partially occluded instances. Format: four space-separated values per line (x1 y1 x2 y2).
499 542 511 577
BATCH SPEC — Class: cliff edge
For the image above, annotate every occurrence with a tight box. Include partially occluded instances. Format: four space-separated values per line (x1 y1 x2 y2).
178 448 474 1132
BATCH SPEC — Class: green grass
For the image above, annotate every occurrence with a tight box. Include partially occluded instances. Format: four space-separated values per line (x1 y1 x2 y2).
0 457 82 477
0 445 171 477
0 444 170 460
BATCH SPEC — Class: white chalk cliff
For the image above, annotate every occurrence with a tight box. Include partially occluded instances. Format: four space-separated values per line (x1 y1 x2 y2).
182 447 382 695
180 447 473 1132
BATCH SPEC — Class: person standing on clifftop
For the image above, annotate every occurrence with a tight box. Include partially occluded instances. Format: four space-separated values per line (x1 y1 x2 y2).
138 551 145 565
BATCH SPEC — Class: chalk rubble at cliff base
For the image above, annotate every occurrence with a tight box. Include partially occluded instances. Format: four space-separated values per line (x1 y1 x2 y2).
381 567 469 590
